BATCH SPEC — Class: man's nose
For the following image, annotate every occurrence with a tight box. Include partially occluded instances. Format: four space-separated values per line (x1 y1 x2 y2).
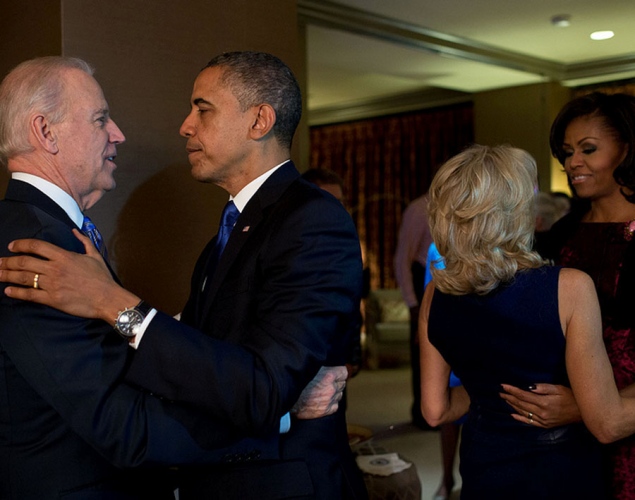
108 119 126 144
180 113 195 137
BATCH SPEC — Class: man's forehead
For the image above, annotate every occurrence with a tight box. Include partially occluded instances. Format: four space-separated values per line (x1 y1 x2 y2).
191 66 226 95
64 69 108 110
64 67 98 89
189 66 243 110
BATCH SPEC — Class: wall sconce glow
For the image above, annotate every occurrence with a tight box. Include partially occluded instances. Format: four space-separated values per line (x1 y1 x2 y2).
590 31 614 40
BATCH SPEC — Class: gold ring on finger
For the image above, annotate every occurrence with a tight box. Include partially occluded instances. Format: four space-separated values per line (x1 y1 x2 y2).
33 273 40 289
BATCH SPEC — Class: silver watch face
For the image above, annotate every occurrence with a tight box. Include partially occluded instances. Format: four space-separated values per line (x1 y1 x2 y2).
116 309 144 338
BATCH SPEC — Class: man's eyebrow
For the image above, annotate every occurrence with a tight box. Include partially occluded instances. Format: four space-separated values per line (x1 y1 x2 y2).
93 108 110 118
193 98 211 106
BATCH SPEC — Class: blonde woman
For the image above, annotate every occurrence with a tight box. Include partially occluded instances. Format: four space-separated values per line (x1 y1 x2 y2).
419 144 635 499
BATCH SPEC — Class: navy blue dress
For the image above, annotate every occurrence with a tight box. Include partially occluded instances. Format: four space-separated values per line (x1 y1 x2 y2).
428 266 606 499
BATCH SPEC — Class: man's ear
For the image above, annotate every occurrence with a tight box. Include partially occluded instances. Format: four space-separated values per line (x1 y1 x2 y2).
30 114 59 154
250 104 276 140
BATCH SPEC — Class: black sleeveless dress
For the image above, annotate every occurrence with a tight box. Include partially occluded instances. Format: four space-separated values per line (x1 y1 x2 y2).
428 266 606 499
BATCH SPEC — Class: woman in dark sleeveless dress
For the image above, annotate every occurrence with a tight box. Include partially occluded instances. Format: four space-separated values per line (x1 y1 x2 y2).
500 93 635 499
419 144 635 499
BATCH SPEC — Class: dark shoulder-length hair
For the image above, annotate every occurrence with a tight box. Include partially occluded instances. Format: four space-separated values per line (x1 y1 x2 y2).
549 92 635 203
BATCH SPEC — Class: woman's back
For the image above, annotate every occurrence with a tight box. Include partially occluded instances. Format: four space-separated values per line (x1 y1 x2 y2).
429 266 567 418
420 144 635 499
428 266 606 499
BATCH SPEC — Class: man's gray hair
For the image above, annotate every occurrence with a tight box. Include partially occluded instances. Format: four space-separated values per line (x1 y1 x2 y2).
0 56 94 166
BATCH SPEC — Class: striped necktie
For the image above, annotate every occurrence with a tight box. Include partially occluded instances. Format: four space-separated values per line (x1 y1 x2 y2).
81 216 108 261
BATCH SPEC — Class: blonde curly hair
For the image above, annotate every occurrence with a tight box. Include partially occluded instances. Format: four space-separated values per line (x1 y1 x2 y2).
428 144 544 295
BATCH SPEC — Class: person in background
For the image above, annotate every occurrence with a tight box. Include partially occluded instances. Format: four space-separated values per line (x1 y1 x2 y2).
0 53 363 499
500 92 635 499
301 167 345 203
301 167 365 382
533 191 559 257
534 191 559 233
420 143 635 499
424 242 463 500
394 192 434 429
551 190 572 221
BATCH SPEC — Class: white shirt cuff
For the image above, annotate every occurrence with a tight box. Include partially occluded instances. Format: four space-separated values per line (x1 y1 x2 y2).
128 308 158 349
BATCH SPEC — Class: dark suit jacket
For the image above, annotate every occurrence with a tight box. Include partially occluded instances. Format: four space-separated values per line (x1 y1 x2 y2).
0 180 277 500
125 162 368 499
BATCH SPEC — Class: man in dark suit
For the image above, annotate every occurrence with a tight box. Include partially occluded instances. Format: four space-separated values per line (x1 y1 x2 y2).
0 56 354 499
1 52 367 499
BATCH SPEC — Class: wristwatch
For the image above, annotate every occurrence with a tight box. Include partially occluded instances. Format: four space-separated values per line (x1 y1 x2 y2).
114 300 152 339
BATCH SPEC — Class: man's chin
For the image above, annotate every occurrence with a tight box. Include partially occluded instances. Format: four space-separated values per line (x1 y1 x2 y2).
83 188 110 211
102 180 116 193
190 166 214 183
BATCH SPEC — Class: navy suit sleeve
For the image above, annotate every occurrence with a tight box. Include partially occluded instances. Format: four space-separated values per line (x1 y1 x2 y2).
126 187 363 435
0 209 252 467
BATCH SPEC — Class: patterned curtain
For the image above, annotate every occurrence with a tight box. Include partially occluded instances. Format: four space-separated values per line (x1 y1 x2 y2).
310 103 474 290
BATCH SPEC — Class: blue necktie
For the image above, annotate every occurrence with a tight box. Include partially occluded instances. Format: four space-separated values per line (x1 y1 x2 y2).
81 216 108 261
202 200 240 292
208 200 239 269
214 200 240 260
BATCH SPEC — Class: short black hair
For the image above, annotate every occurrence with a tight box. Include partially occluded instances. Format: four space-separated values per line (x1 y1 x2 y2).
204 51 302 150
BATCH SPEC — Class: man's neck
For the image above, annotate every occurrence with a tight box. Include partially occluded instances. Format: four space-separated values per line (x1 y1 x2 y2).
9 155 81 207
222 148 291 197
231 160 290 212
11 172 84 228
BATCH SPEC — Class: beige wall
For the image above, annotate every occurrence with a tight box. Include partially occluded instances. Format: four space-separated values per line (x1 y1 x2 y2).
1 0 305 314
0 1 63 197
474 81 572 192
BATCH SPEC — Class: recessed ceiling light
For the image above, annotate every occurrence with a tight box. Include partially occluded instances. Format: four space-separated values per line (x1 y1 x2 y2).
551 14 571 27
590 30 615 40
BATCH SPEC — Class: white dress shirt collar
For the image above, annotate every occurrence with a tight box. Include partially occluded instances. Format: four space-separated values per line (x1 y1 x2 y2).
230 160 290 212
12 172 84 228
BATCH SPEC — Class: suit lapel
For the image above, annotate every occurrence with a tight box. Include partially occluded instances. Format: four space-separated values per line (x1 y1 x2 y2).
4 179 120 282
188 204 261 328
197 162 300 328
4 179 77 230
208 198 262 292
